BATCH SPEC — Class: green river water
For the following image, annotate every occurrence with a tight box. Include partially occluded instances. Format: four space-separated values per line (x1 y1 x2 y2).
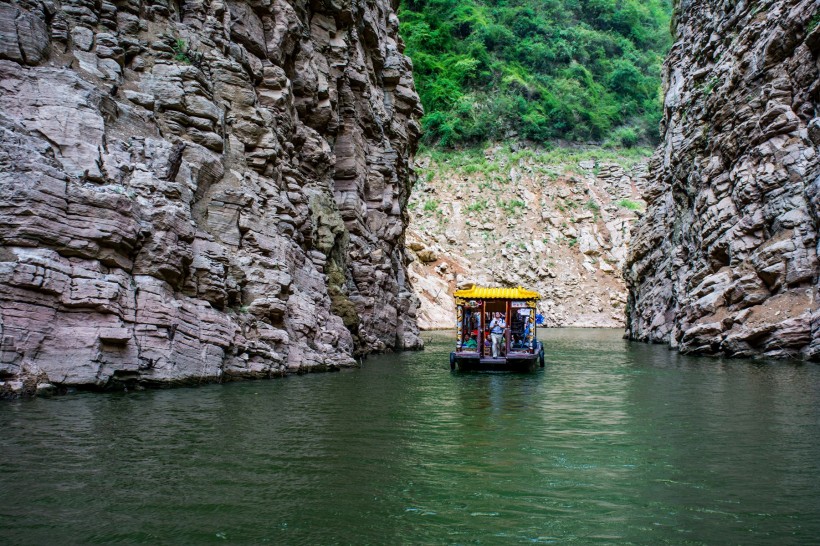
2 329 820 545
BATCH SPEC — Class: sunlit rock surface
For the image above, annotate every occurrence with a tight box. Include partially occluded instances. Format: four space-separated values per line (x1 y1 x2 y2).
407 148 648 330
626 0 819 360
0 0 423 395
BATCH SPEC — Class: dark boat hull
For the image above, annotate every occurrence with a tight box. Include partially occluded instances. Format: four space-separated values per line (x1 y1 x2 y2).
450 343 544 373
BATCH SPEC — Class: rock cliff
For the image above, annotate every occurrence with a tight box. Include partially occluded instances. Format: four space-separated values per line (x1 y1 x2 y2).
626 0 819 360
406 147 648 330
0 0 423 396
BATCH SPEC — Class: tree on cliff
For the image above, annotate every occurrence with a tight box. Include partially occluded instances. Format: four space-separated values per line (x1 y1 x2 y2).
398 0 673 148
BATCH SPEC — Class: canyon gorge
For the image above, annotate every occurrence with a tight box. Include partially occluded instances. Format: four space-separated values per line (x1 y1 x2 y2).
1 0 818 398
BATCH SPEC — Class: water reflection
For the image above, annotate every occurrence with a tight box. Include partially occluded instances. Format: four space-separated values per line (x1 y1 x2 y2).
620 345 820 543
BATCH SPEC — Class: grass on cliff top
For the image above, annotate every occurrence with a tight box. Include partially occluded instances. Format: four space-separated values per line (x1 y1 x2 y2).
418 144 653 178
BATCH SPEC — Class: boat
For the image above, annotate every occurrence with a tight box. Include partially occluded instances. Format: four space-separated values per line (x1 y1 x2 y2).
449 284 545 372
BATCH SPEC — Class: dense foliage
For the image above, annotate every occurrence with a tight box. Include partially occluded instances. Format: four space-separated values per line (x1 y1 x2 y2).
398 0 673 148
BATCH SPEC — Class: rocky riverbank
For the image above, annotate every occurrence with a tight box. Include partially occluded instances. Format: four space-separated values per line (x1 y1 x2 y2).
406 146 649 330
625 0 819 360
0 0 423 397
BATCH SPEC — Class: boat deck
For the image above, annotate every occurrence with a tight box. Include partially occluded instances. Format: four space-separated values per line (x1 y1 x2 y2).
454 353 534 361
452 352 539 372
478 356 530 363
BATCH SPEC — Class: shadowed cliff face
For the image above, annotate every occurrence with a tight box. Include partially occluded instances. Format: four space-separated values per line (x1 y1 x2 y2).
626 0 819 360
0 0 423 395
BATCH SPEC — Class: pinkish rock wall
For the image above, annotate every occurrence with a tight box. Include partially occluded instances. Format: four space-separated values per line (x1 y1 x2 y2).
626 0 819 360
0 0 423 396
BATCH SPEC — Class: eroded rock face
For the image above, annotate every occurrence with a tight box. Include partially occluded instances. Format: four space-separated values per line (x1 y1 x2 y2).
407 148 648 330
626 0 819 360
0 0 423 395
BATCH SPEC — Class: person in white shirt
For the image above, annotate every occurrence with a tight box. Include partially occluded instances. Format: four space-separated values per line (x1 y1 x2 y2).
489 312 506 358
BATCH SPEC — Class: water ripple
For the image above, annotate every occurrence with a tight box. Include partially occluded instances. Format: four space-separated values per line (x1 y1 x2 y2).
2 329 820 544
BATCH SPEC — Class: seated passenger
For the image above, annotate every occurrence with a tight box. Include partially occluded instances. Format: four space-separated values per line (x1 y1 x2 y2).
463 335 477 349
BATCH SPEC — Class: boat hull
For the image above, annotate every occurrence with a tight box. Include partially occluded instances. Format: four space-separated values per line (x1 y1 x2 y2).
452 354 539 372
450 343 544 373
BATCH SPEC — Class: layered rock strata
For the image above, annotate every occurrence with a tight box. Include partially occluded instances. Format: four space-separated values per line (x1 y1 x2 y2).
407 148 648 330
0 0 423 396
626 0 819 360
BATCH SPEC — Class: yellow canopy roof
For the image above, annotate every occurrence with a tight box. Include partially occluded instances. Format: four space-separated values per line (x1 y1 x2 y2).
453 285 541 301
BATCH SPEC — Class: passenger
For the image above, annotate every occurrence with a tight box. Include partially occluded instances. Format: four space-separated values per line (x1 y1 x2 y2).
489 312 506 358
511 334 524 350
463 335 477 350
523 316 532 339
469 311 481 332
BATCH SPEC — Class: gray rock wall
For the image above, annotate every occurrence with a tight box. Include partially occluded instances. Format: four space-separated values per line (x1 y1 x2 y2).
0 0 423 395
626 0 819 360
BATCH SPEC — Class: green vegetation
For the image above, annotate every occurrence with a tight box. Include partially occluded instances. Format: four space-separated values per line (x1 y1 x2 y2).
173 39 191 63
616 198 644 210
606 126 639 148
399 0 673 148
172 38 203 67
703 76 720 96
498 198 526 214
422 144 653 178
407 146 653 219
586 198 600 220
810 12 820 33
